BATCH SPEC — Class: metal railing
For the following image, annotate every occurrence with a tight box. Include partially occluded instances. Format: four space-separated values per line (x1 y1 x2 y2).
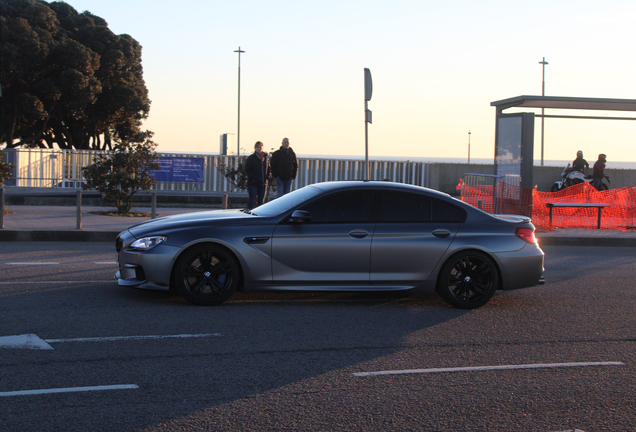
460 173 528 215
2 149 433 192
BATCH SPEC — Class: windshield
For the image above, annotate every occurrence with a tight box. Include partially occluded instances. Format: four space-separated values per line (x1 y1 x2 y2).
250 185 324 217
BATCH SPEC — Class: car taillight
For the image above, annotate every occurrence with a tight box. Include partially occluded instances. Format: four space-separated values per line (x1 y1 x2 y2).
515 227 536 244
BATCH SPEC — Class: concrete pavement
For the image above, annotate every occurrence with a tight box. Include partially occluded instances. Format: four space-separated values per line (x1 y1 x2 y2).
1 202 635 246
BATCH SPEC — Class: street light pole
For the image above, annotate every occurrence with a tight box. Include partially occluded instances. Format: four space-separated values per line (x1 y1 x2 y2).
234 46 245 156
539 57 548 166
467 130 471 164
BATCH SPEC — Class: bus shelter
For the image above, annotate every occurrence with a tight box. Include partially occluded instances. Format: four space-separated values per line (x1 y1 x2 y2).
488 95 636 215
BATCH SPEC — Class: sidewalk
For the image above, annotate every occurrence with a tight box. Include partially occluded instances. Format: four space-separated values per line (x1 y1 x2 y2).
0 205 213 242
1 204 635 245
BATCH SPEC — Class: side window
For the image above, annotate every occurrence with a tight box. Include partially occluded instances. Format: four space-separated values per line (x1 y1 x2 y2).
371 192 432 223
300 191 373 223
431 198 466 222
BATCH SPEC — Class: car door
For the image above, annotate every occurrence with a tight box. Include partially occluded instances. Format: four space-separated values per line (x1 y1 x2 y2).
369 191 464 284
271 190 374 284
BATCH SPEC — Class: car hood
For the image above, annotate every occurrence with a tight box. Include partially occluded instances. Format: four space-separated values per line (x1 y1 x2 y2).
127 209 262 237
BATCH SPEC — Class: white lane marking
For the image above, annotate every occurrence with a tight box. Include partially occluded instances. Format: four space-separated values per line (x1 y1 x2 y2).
552 430 586 432
5 262 60 265
352 362 625 377
0 334 53 350
44 333 221 343
0 384 138 397
1 333 221 350
94 262 118 265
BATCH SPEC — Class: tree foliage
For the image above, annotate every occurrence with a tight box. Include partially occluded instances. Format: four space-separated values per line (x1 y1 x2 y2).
0 0 150 150
82 131 159 213
0 150 14 186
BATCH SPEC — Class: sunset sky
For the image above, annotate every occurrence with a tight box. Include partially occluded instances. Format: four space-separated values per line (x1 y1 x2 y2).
60 0 635 162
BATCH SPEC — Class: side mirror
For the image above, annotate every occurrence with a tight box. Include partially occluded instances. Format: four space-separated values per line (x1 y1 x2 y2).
289 210 311 223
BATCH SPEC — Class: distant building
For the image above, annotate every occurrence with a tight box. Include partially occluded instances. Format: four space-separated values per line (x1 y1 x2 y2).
219 133 236 155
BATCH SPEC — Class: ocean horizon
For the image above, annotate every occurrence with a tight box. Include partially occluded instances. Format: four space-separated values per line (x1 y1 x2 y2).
297 154 636 170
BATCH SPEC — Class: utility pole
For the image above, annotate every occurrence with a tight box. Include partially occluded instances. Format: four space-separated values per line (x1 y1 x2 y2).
539 57 548 166
234 47 245 156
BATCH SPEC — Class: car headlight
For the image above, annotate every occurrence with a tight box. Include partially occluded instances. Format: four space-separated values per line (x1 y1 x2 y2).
128 236 168 251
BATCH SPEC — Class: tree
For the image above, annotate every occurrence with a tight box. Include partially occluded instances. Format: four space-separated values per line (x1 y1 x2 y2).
82 131 160 213
0 0 150 150
0 150 14 186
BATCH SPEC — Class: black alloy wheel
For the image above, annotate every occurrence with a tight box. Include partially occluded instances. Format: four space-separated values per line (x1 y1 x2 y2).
437 251 499 309
174 244 240 306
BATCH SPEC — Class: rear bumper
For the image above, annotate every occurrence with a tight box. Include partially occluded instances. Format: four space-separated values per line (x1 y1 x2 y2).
494 245 545 290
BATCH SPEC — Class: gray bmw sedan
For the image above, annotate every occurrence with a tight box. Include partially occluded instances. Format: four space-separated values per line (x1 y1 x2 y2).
115 181 544 309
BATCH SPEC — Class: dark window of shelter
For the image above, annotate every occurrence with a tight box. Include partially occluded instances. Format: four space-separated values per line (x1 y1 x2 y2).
301 190 373 223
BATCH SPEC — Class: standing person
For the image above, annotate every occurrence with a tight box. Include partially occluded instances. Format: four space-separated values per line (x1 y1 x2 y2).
270 137 298 197
245 141 270 209
572 150 589 173
592 153 607 191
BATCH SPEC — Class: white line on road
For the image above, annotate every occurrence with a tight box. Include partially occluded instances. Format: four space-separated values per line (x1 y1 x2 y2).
1 333 222 350
5 262 60 265
44 333 222 343
352 361 625 377
94 262 118 265
0 384 138 397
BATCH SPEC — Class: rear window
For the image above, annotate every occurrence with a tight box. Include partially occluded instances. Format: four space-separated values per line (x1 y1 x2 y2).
370 191 465 223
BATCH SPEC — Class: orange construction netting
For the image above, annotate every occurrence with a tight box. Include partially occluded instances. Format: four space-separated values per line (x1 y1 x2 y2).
458 180 636 231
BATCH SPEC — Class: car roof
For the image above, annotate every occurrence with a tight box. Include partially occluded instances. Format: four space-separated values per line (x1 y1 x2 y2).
308 180 452 199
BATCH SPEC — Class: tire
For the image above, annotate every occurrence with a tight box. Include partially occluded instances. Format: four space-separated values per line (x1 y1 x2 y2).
436 251 499 309
550 184 560 193
173 244 240 306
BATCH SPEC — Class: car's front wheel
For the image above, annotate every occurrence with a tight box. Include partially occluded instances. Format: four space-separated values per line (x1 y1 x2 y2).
436 251 499 309
173 244 240 306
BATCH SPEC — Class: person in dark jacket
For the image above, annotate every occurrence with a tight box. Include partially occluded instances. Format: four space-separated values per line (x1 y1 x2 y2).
592 153 607 191
270 137 298 197
572 150 589 173
245 141 270 209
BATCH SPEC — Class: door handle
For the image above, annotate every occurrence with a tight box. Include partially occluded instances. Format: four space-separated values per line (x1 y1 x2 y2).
432 229 451 238
349 230 369 239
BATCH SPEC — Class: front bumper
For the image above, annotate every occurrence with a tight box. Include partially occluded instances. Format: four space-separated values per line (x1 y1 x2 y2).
115 230 181 288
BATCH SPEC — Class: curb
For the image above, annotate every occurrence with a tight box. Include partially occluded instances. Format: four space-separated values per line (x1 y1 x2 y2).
536 236 636 247
0 230 118 242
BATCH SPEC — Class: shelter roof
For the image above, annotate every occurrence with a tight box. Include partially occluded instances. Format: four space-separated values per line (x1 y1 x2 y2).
491 96 636 112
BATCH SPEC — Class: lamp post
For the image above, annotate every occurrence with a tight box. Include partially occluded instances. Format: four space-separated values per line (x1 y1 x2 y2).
234 46 245 156
467 130 471 164
539 57 548 166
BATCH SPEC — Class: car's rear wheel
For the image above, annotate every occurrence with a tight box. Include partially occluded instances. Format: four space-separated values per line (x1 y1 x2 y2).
437 251 498 309
174 244 240 306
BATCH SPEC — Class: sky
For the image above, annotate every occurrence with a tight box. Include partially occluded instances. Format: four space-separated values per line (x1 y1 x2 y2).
53 0 635 162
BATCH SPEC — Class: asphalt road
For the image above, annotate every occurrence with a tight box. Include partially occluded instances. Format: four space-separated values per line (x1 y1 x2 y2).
0 243 634 432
